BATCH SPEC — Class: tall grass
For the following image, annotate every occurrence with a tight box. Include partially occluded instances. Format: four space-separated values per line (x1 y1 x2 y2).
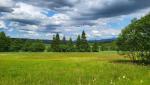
0 52 149 85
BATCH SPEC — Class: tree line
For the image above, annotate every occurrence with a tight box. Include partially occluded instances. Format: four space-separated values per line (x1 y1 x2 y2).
117 13 150 63
0 31 100 52
0 32 45 52
49 31 99 52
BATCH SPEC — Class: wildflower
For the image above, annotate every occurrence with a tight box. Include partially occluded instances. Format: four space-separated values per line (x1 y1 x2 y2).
123 75 126 79
110 80 113 84
140 80 143 83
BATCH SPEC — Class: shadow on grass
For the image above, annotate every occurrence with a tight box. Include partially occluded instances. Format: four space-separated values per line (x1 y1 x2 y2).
111 59 150 66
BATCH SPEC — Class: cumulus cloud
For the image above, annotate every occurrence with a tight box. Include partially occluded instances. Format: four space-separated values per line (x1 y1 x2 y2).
0 0 14 13
0 0 150 39
71 0 150 20
0 21 6 29
13 0 80 9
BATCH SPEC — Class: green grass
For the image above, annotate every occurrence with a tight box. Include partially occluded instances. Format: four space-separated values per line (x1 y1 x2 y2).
0 52 149 85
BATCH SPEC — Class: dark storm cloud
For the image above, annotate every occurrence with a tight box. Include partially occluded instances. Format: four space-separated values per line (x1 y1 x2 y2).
0 7 14 13
13 0 80 9
13 0 150 20
8 19 40 25
70 20 96 26
76 0 150 20
42 24 61 32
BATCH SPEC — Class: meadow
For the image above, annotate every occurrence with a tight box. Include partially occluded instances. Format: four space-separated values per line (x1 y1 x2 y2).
0 52 149 85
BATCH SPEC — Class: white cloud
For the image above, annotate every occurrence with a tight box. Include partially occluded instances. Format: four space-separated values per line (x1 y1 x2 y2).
48 13 70 25
0 0 14 7
0 21 6 29
0 0 150 40
4 2 47 20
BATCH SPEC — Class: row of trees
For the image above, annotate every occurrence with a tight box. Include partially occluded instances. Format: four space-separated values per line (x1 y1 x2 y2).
50 31 99 52
0 32 45 52
117 13 150 63
0 31 99 52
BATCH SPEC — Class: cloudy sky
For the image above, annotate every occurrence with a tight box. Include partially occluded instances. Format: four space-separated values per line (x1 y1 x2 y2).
0 0 150 40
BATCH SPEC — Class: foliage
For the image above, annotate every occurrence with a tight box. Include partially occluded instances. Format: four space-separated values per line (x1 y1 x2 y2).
92 41 99 52
22 40 33 52
117 14 150 62
10 39 24 52
0 32 46 52
0 32 11 52
51 31 91 52
80 31 90 52
51 33 61 52
76 35 81 51
30 40 45 52
66 37 74 52
99 41 117 51
0 31 118 52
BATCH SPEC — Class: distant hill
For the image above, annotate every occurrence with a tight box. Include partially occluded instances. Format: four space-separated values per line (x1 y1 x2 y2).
88 38 117 43
11 37 116 44
11 38 52 44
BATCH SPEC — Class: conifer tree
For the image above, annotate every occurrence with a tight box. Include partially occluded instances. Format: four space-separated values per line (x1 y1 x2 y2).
62 36 66 44
51 35 56 52
67 37 74 52
61 36 67 52
76 35 81 51
80 31 90 52
55 33 61 52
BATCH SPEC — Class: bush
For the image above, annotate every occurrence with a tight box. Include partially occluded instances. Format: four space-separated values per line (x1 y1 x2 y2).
30 41 45 52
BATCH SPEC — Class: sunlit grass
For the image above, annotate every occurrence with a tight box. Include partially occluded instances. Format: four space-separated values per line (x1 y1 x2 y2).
0 52 149 85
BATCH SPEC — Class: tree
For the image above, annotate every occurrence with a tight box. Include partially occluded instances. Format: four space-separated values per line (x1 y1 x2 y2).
22 40 32 52
92 41 99 52
51 33 61 52
0 32 11 52
10 39 23 52
55 33 61 52
51 35 56 52
30 40 45 52
76 35 81 51
80 31 90 52
117 13 150 62
62 36 67 44
60 36 67 52
67 37 74 52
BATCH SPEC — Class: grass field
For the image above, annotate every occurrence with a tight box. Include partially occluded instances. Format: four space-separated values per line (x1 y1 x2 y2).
0 52 149 85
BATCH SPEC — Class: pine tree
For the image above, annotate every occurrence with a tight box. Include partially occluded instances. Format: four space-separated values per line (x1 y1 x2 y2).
76 35 81 51
51 35 56 52
55 33 61 52
61 36 67 52
80 31 90 52
67 37 74 52
62 36 66 44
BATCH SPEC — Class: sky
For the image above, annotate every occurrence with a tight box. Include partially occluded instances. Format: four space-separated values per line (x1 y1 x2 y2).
0 0 150 40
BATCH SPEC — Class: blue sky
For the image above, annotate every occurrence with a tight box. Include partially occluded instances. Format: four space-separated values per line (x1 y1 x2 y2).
0 0 150 40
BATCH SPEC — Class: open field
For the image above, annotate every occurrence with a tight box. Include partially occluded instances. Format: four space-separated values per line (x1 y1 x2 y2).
0 52 149 85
